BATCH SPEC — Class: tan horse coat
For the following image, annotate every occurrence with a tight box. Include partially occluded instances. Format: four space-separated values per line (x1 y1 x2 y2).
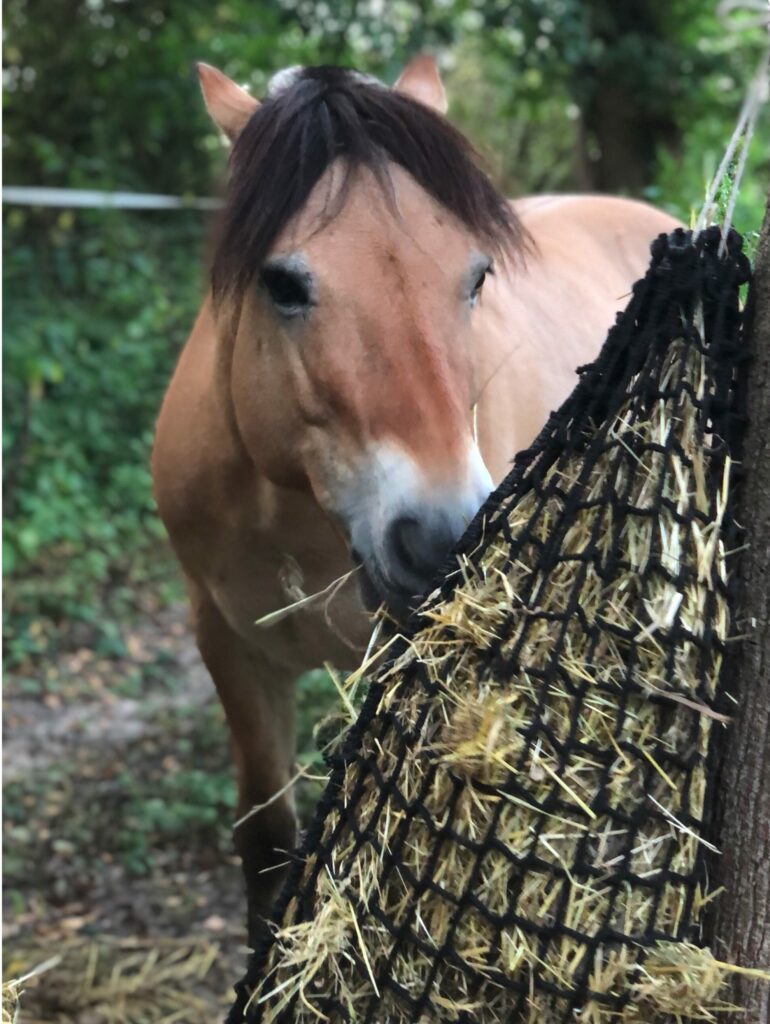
152 60 679 937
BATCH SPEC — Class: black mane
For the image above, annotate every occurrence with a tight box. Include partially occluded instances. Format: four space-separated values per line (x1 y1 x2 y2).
211 66 527 301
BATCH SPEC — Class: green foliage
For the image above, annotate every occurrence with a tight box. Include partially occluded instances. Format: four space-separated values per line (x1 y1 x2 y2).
3 208 202 656
116 764 235 874
4 0 767 200
3 701 236 890
295 668 350 816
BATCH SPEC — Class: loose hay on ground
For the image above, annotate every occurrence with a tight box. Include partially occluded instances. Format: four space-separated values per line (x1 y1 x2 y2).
3 937 230 1024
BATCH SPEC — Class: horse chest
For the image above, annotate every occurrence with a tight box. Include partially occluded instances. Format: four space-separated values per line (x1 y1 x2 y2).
203 514 370 673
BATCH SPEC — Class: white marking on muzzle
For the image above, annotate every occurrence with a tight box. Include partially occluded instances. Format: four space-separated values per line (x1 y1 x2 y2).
339 440 494 603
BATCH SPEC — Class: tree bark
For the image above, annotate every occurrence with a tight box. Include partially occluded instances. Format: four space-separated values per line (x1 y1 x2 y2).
577 81 678 194
574 0 680 194
711 188 770 1022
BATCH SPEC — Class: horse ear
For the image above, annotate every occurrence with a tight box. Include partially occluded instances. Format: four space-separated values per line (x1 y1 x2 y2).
197 62 259 142
394 54 448 114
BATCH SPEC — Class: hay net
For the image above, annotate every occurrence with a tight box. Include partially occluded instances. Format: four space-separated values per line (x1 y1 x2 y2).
230 226 750 1024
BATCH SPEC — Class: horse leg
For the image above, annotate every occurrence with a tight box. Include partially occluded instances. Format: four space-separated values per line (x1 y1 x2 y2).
189 585 297 944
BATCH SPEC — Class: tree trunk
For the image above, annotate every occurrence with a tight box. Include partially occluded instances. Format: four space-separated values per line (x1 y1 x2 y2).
577 82 678 194
711 189 770 1021
575 0 680 194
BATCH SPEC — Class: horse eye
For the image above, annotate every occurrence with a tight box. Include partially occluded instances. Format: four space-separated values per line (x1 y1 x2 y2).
260 266 311 315
470 269 487 305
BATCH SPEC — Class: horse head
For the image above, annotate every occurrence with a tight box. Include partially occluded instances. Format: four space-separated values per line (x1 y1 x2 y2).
199 58 528 620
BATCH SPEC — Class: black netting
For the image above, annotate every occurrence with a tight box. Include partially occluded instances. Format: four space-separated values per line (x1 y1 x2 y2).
228 227 750 1024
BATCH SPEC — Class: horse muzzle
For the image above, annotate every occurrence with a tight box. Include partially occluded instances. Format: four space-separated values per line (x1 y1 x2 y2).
346 443 494 623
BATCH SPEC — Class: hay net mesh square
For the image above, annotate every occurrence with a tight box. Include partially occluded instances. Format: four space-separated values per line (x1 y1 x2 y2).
230 226 751 1024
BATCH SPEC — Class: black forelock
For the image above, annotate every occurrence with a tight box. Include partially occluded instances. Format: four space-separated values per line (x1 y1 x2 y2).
211 65 528 302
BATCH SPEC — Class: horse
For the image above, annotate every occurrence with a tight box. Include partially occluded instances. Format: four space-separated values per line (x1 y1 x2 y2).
151 55 680 941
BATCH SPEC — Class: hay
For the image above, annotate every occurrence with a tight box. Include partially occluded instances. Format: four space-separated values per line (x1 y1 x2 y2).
2 980 21 1024
2 954 61 1024
234 229 761 1023
3 937 229 1024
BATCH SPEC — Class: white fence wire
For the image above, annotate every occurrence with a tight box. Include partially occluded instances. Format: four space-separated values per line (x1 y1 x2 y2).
2 186 223 211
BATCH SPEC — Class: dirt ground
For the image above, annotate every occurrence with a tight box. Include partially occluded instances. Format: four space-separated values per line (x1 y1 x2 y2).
3 597 333 1023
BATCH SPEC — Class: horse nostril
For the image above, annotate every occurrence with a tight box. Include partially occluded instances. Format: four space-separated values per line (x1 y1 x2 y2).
389 516 421 576
388 514 455 585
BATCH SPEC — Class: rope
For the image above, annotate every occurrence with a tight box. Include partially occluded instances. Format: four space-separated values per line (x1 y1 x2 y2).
695 43 770 249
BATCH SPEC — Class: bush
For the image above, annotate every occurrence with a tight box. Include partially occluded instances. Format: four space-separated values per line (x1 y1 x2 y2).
3 208 206 659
